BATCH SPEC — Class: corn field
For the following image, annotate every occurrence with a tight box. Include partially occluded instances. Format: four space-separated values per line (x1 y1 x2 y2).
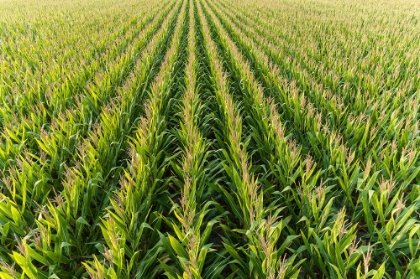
0 0 419 277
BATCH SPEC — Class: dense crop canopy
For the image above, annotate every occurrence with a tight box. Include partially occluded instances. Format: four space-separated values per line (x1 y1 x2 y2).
0 0 419 277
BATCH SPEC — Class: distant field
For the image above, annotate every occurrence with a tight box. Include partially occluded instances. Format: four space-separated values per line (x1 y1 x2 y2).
0 0 419 277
